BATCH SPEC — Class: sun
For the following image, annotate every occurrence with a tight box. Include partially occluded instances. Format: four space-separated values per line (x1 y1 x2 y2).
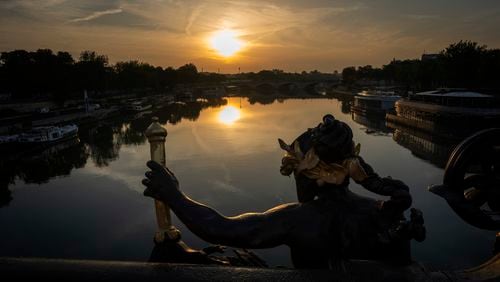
210 29 244 57
218 106 241 125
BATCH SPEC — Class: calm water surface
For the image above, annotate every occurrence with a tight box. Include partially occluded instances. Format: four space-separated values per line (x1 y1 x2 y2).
0 97 495 269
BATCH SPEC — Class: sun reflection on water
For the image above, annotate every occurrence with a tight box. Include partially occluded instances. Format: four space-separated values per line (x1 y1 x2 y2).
218 105 241 125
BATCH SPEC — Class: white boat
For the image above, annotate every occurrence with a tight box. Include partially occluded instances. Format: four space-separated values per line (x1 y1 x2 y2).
352 90 401 116
126 101 153 112
202 87 225 97
0 134 19 144
175 90 194 101
134 110 153 119
17 124 78 144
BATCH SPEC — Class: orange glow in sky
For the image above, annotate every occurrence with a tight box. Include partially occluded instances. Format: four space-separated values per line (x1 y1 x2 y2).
1 1 499 73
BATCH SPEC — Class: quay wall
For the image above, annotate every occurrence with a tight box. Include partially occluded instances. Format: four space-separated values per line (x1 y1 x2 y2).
0 257 479 282
386 113 436 133
0 101 56 113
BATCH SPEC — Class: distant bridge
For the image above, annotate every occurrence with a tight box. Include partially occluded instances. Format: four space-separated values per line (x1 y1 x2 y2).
223 79 341 95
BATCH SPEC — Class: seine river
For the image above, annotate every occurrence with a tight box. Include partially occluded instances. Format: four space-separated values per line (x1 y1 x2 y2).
0 96 495 269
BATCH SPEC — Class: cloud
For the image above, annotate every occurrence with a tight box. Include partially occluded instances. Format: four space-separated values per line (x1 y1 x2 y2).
70 8 123 23
210 180 243 194
406 14 440 20
185 3 205 36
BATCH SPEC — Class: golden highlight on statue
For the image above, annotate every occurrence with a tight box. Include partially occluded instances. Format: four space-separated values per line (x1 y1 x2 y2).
143 114 426 268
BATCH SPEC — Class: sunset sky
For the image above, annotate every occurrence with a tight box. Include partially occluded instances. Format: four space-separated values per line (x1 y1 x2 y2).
1 0 499 73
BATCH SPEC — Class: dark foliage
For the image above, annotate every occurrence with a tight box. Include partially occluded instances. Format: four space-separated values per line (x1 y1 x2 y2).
341 41 500 93
0 49 215 102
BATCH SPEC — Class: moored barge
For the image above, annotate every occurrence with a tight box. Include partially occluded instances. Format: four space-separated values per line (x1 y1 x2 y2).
386 88 500 135
351 90 401 117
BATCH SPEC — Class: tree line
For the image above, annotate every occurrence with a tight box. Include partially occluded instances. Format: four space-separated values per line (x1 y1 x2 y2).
1 40 498 102
0 48 341 102
0 49 222 102
341 41 500 92
231 69 339 82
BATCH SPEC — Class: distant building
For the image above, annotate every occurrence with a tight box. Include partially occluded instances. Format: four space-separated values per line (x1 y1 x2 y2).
0 93 12 102
421 54 440 61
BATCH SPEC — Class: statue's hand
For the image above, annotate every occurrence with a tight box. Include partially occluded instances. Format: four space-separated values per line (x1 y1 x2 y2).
142 160 179 200
375 200 385 211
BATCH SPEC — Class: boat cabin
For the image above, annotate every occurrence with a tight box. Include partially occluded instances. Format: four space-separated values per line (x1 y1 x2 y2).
409 89 499 108
353 90 402 114
17 125 78 143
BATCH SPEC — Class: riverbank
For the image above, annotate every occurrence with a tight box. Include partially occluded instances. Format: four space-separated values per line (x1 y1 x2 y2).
0 108 121 134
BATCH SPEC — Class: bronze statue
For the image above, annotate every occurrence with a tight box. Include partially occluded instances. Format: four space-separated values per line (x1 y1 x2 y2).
429 128 500 230
142 115 425 268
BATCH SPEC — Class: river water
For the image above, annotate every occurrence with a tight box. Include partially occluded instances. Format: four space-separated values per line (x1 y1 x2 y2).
0 96 496 269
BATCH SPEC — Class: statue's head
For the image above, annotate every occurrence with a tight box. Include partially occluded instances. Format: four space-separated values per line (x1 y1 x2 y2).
278 114 356 188
301 114 355 163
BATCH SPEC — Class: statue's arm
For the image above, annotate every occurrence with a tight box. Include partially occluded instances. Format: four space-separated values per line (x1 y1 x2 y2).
165 193 301 249
355 157 412 214
142 161 310 249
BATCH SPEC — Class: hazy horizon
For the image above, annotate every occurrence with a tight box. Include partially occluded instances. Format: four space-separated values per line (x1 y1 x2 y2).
1 0 500 73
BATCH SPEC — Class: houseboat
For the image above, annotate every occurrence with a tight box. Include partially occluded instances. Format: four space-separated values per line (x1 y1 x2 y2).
386 88 500 134
17 124 78 144
351 90 401 116
175 91 194 102
124 101 153 113
201 87 225 98
0 134 19 144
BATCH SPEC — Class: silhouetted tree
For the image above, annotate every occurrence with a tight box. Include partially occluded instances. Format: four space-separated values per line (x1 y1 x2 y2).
53 51 76 103
441 40 486 88
163 66 177 86
114 61 162 90
177 63 198 84
342 66 357 86
199 72 225 84
480 48 500 89
340 40 500 94
75 51 110 94
0 50 35 98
